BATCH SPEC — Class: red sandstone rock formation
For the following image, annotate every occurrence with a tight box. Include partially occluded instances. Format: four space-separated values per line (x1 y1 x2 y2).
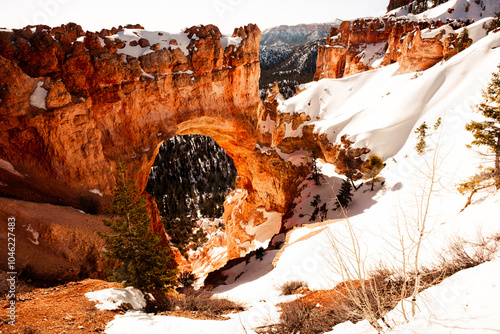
315 17 459 80
0 22 371 266
0 23 313 261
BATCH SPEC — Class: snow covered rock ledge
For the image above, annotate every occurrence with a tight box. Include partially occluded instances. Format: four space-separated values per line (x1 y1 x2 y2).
85 287 146 311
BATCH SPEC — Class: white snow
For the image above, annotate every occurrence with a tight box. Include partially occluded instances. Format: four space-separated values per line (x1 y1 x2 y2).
30 81 47 110
106 29 192 58
106 28 243 59
24 224 40 245
141 68 155 79
327 256 500 334
0 159 25 178
85 287 146 311
220 36 243 49
89 189 103 197
258 115 275 134
100 6 500 334
389 0 499 22
244 209 282 250
359 42 387 68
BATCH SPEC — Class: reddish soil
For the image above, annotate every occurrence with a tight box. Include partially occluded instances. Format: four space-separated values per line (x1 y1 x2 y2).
0 279 120 334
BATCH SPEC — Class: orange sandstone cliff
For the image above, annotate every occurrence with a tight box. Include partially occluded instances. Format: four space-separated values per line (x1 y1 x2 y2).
0 23 370 273
315 16 462 80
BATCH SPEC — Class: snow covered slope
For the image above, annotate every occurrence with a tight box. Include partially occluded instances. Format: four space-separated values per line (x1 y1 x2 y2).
103 7 500 334
389 0 499 21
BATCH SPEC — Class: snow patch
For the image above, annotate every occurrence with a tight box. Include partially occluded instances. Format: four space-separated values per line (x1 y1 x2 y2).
327 258 500 333
141 68 155 80
89 189 103 197
30 81 47 110
108 29 192 58
0 159 25 178
420 25 454 43
85 287 146 311
220 36 243 49
24 224 40 245
359 42 387 67
258 115 276 134
244 209 282 250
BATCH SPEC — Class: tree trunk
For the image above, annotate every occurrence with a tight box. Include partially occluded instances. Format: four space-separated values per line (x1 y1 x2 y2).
495 137 500 189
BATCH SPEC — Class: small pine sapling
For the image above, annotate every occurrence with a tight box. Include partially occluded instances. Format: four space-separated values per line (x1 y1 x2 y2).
363 154 385 191
456 27 472 53
179 271 197 289
465 64 500 186
336 178 353 210
309 194 322 221
255 247 265 261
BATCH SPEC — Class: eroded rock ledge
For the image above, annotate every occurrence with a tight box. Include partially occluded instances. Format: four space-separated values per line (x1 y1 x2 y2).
0 23 368 264
315 16 467 80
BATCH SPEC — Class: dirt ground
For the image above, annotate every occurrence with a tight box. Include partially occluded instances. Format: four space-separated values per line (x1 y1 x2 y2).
0 279 120 334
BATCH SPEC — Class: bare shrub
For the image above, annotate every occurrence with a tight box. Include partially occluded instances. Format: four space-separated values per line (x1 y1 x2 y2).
145 290 245 319
258 233 500 334
256 299 336 334
279 280 309 296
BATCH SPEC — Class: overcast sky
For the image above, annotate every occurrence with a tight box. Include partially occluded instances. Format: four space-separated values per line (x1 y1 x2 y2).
2 0 389 34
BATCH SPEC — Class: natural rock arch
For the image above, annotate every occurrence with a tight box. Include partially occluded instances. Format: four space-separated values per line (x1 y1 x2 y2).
0 23 305 258
0 23 367 259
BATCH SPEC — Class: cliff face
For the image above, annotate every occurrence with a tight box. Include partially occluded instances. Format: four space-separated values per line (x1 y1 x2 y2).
315 17 460 80
0 23 260 209
0 22 373 265
0 23 325 261
387 0 414 12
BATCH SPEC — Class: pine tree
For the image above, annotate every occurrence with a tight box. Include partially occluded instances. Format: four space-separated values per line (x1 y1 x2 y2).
100 164 178 294
465 63 500 189
335 178 353 210
456 27 472 53
363 154 385 191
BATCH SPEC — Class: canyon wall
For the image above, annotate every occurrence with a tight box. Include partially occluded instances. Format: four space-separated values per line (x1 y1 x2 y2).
0 23 371 267
315 17 461 80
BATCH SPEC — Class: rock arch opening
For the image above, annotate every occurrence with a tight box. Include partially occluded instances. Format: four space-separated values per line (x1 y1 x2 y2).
0 23 318 262
146 134 237 254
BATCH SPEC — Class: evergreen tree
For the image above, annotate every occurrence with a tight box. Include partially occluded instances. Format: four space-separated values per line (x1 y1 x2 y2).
456 27 472 53
100 164 178 294
483 9 500 33
305 148 323 186
309 194 322 221
465 63 500 188
363 154 385 191
335 178 353 210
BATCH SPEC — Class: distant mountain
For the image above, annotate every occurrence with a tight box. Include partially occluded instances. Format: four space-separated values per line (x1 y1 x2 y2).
260 22 339 47
259 21 341 98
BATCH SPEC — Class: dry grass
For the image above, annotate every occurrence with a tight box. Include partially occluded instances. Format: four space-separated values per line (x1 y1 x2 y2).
257 233 500 334
279 280 309 296
145 290 245 320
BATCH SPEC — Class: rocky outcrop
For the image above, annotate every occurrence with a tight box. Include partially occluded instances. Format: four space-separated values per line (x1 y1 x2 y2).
0 197 110 282
0 23 314 262
387 0 414 12
315 17 461 80
0 23 371 267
